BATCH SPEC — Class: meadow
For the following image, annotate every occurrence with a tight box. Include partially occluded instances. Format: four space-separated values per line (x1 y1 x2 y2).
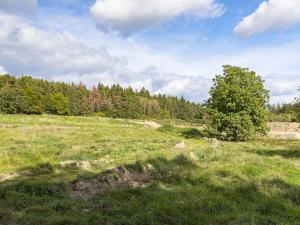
0 114 299 225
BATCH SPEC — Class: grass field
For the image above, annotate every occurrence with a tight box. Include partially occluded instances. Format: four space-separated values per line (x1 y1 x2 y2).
0 114 299 225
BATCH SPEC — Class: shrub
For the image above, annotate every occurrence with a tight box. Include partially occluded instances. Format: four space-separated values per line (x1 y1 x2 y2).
207 65 269 141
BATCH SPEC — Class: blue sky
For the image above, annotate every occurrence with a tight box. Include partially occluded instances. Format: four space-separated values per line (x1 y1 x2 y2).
0 0 299 104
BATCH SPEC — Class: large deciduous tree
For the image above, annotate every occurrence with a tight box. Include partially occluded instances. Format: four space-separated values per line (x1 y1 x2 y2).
207 65 269 141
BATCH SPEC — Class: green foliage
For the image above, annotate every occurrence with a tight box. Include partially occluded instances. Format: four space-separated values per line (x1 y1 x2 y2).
207 65 269 141
209 111 256 141
0 75 203 122
45 93 70 115
0 87 26 114
23 87 44 114
268 101 300 122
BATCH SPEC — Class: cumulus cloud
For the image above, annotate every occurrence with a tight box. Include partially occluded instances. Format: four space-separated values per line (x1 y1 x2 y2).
53 66 211 103
235 0 300 37
0 0 37 16
90 0 225 34
0 13 211 102
0 11 298 104
264 74 300 104
0 14 125 77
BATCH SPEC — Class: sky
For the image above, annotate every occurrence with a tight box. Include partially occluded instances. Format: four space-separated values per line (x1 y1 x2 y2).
0 0 300 104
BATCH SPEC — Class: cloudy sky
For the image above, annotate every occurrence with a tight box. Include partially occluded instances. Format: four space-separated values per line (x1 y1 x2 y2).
0 0 299 104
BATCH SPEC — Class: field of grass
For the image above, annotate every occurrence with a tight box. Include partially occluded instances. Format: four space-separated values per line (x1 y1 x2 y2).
0 114 299 225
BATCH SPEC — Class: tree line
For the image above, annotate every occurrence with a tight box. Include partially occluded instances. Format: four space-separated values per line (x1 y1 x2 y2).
1 66 299 141
0 75 204 122
268 101 300 122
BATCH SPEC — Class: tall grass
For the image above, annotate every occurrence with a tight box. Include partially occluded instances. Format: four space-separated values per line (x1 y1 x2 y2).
0 114 299 225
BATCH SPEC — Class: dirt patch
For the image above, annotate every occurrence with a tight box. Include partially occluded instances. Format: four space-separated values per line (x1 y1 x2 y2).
0 173 19 182
268 122 300 132
211 138 221 148
133 120 161 129
175 141 185 149
268 122 300 139
60 160 91 170
189 152 198 161
70 165 154 198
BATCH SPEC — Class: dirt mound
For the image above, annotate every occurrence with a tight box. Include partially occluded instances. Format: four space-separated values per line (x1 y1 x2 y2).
70 165 154 198
268 122 300 140
268 122 300 132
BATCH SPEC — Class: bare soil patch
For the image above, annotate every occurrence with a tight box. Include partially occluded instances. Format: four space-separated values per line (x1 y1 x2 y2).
132 120 161 129
268 122 300 139
60 160 91 170
175 141 185 149
70 165 154 198
0 173 19 182
268 122 300 132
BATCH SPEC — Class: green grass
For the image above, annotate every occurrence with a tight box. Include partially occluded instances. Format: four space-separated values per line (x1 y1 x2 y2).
0 114 299 225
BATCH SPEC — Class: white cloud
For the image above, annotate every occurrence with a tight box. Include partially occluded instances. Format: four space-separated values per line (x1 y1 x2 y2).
0 65 7 74
0 14 124 77
185 42 300 104
0 13 211 102
0 11 298 104
53 67 211 103
264 74 300 104
0 0 37 16
235 0 300 37
90 0 225 34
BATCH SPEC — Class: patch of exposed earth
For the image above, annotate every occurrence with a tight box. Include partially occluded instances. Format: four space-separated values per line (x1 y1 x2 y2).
175 141 185 149
60 160 92 170
131 120 161 129
70 165 154 198
0 173 19 182
268 122 300 139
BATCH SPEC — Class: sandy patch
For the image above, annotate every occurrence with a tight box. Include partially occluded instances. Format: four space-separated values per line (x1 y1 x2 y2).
175 141 185 149
0 173 19 182
268 122 300 139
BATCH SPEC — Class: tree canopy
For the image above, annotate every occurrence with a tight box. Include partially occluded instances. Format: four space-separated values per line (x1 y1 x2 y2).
0 74 204 122
207 65 270 141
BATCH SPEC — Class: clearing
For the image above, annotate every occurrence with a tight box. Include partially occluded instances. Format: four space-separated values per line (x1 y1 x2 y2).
0 114 299 225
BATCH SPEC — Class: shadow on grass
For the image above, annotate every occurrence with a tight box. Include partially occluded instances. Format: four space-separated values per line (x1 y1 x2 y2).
158 124 209 140
0 155 299 225
255 149 300 158
180 128 208 139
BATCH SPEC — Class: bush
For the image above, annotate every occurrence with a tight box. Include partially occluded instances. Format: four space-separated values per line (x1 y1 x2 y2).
209 112 256 141
207 65 269 141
